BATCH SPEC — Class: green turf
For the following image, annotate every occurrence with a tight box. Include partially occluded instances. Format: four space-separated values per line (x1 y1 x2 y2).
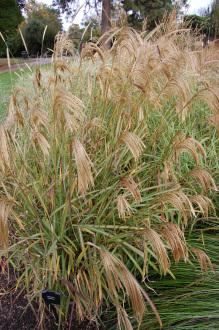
0 70 18 119
0 64 50 120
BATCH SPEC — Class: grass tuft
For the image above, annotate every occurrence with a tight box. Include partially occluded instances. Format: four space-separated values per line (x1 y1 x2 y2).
0 13 218 329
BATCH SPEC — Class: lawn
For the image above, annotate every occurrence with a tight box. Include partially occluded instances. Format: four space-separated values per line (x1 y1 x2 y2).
0 71 18 119
0 64 51 119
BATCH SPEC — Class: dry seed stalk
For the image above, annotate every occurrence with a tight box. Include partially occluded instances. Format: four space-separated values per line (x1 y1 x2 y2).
117 195 132 219
72 138 94 195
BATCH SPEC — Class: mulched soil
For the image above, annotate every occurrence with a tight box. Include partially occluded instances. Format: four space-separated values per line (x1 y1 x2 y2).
0 267 55 330
0 263 101 330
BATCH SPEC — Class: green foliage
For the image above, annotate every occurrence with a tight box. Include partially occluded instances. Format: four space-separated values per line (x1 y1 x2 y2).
185 1 219 39
184 14 214 36
54 0 175 31
68 24 82 49
143 233 219 329
122 0 173 30
21 4 62 55
68 18 101 51
0 0 24 57
211 0 219 37
81 16 101 41
106 233 219 329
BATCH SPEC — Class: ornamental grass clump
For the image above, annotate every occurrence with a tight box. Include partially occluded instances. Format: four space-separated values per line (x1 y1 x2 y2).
0 13 218 329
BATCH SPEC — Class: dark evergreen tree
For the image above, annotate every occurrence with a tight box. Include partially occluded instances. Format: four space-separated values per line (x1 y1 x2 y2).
21 4 62 55
0 0 24 56
184 14 213 36
122 0 173 30
211 0 219 37
184 0 219 39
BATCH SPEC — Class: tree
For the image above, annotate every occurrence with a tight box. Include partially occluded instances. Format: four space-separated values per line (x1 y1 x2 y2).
122 0 173 30
184 14 213 36
211 0 219 37
0 0 24 57
68 23 82 49
67 19 101 51
184 0 219 40
53 0 111 34
81 16 101 40
173 0 189 19
101 0 111 33
54 1 188 36
21 3 62 55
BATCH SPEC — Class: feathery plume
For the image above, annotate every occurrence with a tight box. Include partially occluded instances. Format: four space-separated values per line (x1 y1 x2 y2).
160 160 177 184
189 168 217 192
173 132 206 165
31 131 50 157
191 248 213 272
0 124 10 172
159 190 195 224
30 105 48 129
0 199 11 249
53 88 85 129
120 131 145 161
54 32 74 59
100 249 146 320
144 228 170 274
72 138 94 195
161 223 188 262
117 195 132 219
81 42 105 62
117 306 133 330
209 114 219 135
121 176 141 203
190 195 214 218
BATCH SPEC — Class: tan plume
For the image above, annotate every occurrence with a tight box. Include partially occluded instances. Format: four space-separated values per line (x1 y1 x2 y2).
161 222 188 262
31 131 50 157
159 190 195 224
117 195 132 219
144 228 170 274
120 131 145 161
173 132 206 165
121 176 141 203
191 248 213 272
0 124 10 172
189 168 217 192
0 199 11 249
72 138 94 195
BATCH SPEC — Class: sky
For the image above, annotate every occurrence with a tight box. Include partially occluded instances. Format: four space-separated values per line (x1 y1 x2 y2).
39 0 213 30
188 0 212 14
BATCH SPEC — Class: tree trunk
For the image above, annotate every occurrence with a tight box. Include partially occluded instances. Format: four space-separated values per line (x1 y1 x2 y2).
101 0 111 35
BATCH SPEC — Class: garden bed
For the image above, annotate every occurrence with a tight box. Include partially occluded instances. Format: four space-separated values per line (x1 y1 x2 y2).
0 266 100 329
0 267 56 329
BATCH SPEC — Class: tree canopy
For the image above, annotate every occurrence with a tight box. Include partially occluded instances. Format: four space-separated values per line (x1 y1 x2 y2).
0 0 24 57
184 14 213 36
184 0 219 39
21 3 62 55
53 0 189 33
122 0 173 30
211 0 219 37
